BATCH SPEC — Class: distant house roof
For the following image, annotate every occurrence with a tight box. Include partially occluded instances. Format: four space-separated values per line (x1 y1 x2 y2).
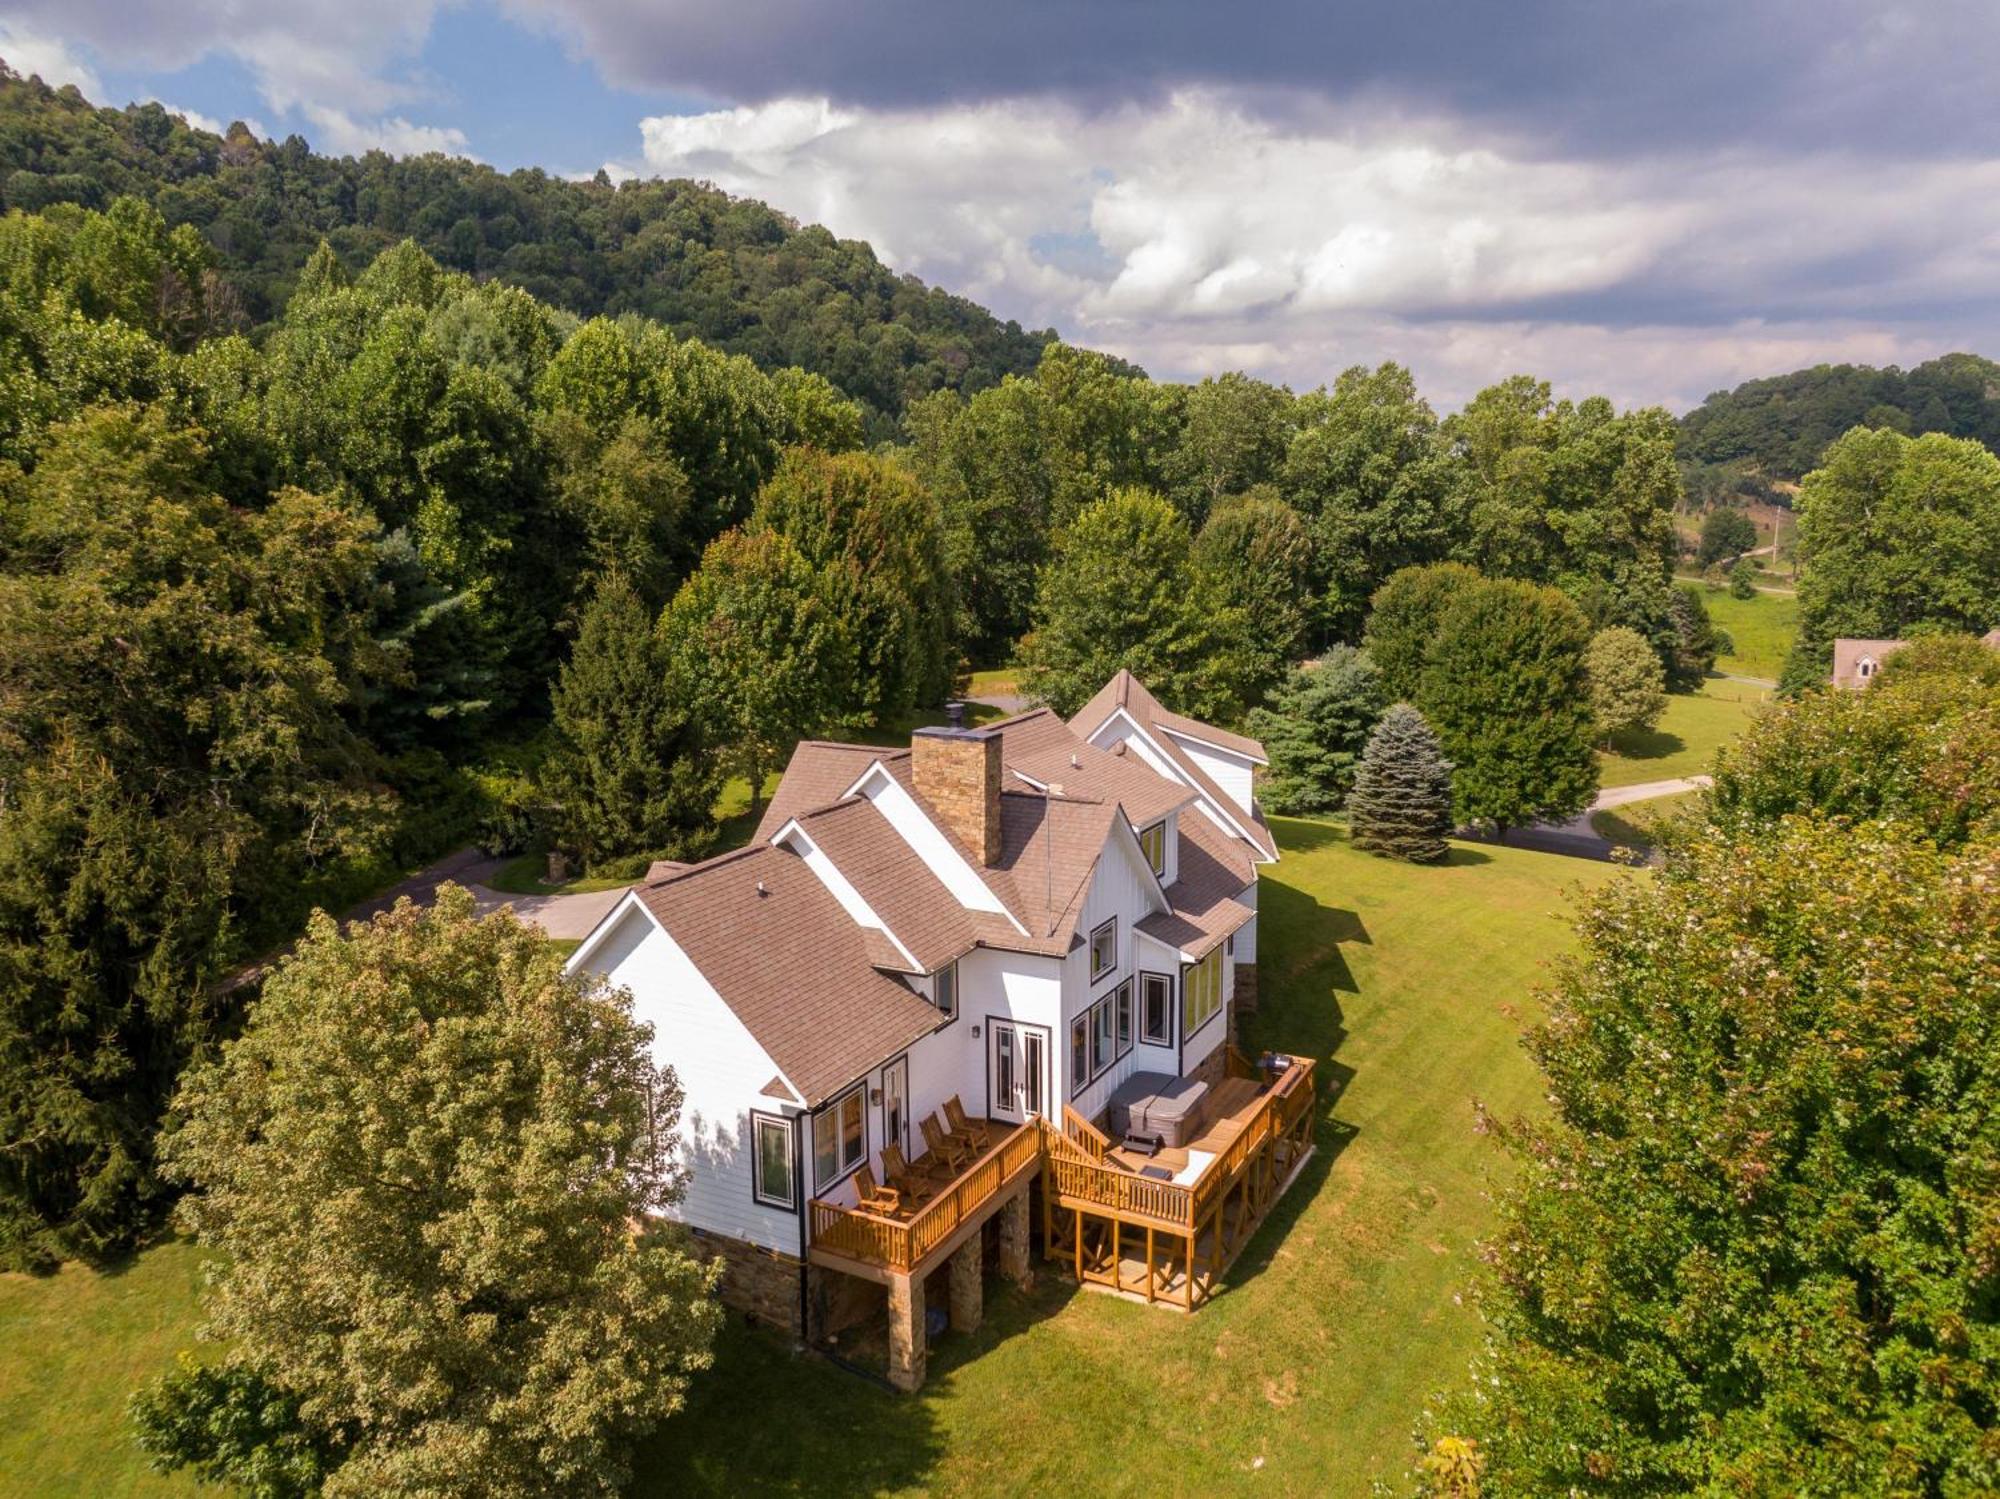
1830 637 1908 690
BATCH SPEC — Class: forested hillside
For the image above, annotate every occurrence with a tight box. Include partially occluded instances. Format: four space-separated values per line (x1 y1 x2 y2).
1678 351 2000 492
0 65 1058 428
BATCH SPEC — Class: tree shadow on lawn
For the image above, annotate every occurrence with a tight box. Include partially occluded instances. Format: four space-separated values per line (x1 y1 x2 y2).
631 1312 949 1498
1604 724 1687 763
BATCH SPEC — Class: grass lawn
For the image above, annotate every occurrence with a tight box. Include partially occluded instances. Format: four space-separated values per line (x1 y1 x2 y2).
0 822 1621 1497
1597 679 1766 788
1675 584 1801 681
0 1239 207 1496
486 851 638 897
965 667 1021 699
631 820 1620 1497
1590 788 1704 853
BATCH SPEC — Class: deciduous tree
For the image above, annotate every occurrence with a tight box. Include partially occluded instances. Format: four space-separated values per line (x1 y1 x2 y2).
1584 625 1667 744
1018 487 1257 722
158 889 720 1497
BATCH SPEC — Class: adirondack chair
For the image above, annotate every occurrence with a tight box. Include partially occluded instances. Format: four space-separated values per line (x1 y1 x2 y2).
920 1112 973 1173
942 1094 988 1152
880 1141 935 1201
853 1164 901 1215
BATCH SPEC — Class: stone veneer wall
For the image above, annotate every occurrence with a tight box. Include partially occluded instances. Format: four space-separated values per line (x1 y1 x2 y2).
910 728 1002 864
690 1226 804 1334
1186 1036 1229 1092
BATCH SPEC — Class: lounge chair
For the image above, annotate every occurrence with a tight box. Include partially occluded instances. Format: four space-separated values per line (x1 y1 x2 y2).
942 1095 987 1151
853 1164 901 1215
921 1113 973 1173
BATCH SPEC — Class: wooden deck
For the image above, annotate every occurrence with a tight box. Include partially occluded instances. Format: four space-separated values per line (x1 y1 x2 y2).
1042 1050 1317 1308
806 1051 1316 1306
809 1118 1041 1280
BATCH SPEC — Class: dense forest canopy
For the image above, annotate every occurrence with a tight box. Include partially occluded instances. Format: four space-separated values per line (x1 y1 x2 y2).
0 64 1063 433
1678 351 2000 490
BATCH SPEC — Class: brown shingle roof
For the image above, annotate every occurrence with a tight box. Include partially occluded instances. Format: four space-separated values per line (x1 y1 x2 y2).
635 845 943 1107
1067 671 1278 861
753 740 887 843
1138 810 1258 958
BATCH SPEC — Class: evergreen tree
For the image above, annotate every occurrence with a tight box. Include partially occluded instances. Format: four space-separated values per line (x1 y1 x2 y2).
1347 704 1454 863
1667 583 1727 690
1418 577 1599 834
1018 486 1259 721
1247 647 1385 814
541 572 718 871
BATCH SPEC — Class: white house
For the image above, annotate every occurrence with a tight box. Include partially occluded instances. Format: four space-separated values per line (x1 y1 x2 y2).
567 672 1315 1389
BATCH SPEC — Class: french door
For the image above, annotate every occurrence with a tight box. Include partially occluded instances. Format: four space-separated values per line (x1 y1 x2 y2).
988 1020 1049 1123
881 1056 909 1159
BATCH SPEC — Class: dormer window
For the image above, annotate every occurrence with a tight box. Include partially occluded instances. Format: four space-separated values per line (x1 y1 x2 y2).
1138 821 1167 877
1858 656 1877 680
1089 918 1117 981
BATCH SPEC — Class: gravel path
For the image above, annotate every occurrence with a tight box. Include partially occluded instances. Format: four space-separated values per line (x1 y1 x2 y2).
341 848 630 941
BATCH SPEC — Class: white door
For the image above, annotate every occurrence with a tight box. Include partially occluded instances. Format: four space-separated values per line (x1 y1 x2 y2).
989 1020 1049 1123
882 1056 909 1159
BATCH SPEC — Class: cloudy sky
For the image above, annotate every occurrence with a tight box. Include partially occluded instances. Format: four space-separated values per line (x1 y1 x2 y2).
3 1 1995 410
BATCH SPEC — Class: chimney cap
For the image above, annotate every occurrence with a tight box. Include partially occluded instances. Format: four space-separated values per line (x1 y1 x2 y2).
912 724 999 742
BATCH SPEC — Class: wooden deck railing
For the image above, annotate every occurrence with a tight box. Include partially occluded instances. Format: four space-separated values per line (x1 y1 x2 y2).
1047 1054 1317 1232
809 1056 1316 1272
809 1119 1041 1273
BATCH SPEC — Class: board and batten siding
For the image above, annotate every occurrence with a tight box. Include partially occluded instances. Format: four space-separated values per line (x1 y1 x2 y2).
571 901 802 1255
1062 824 1170 1124
1165 729 1258 817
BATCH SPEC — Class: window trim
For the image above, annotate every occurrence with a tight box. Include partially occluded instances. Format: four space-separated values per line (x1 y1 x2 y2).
1071 1015 1089 1091
1140 970 1173 1046
1088 917 1118 982
1182 946 1224 1042
750 1109 798 1211
1069 979 1137 1098
931 959 959 1023
812 1083 868 1193
1138 820 1167 877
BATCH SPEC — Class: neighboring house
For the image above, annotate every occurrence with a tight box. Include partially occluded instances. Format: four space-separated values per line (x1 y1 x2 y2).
1832 629 2000 688
568 672 1317 1389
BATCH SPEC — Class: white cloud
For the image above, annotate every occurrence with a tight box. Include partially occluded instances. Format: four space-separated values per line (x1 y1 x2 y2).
0 21 103 95
631 88 2000 409
299 104 470 159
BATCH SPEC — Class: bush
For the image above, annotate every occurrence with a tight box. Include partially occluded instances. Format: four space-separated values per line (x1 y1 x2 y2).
1728 557 1758 599
131 1357 336 1499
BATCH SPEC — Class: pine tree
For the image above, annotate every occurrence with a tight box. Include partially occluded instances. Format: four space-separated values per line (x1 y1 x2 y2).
1248 646 1385 814
542 571 719 870
1347 704 1454 863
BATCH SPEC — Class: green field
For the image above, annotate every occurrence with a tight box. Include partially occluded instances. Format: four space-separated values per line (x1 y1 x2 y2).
1590 788 1704 852
0 821 1620 1497
1682 584 1801 682
1597 679 1766 788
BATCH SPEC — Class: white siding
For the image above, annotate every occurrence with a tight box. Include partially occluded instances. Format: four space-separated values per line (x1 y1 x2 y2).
856 766 1017 922
1060 829 1171 1124
1236 880 1259 965
1165 729 1258 817
573 905 803 1255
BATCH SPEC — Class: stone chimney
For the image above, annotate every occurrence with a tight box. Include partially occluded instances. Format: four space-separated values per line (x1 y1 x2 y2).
911 725 1003 865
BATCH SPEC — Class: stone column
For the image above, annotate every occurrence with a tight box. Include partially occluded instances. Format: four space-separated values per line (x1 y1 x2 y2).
887 1271 926 1392
1234 963 1259 1013
948 1239 983 1334
998 1190 1034 1289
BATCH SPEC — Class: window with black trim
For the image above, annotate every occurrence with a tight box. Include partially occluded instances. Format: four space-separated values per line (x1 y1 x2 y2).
1089 918 1117 981
1138 821 1167 877
751 1112 796 1209
1070 979 1136 1096
812 1085 866 1189
1116 980 1134 1051
1141 972 1172 1045
1071 1016 1089 1090
932 960 958 1020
